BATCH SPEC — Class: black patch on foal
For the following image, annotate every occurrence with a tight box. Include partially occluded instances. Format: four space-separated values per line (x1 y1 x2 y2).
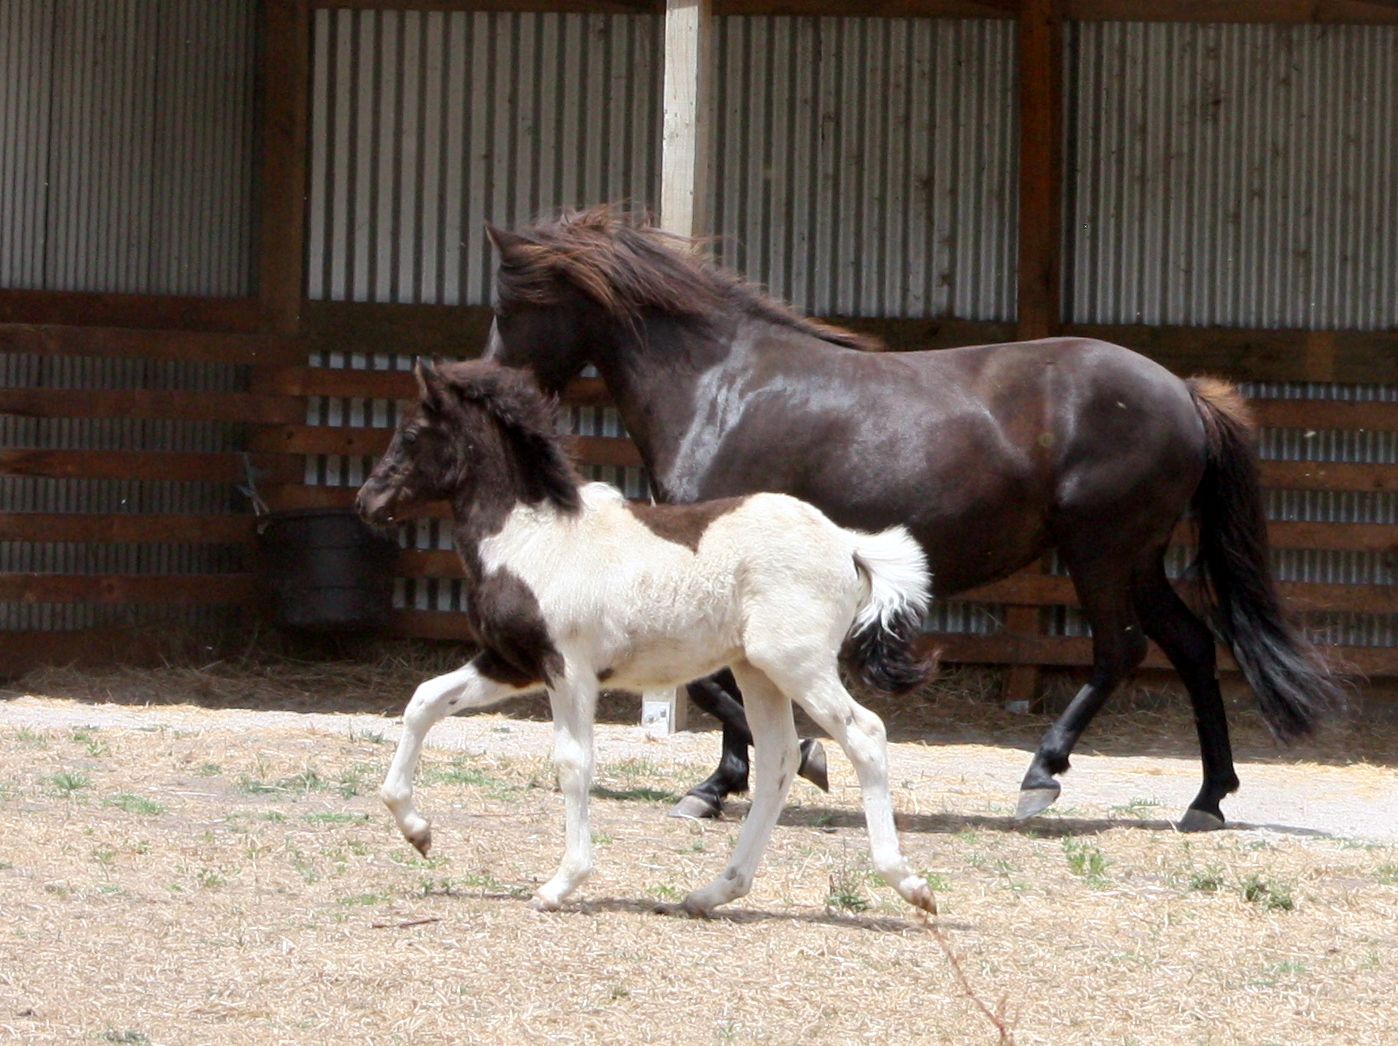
468 565 563 688
625 498 747 553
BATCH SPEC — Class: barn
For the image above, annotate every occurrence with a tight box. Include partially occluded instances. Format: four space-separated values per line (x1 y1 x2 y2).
2 3 1397 1042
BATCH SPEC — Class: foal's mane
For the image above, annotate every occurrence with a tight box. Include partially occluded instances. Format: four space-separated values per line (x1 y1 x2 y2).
495 205 883 352
436 360 582 514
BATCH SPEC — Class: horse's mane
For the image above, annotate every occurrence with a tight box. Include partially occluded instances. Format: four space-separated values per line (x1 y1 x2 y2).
494 205 884 352
436 360 582 514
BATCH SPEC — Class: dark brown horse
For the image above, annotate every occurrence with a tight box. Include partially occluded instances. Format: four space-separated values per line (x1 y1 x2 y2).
481 207 1345 831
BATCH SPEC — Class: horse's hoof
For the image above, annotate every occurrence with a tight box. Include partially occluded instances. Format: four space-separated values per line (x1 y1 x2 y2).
669 793 723 821
679 896 713 919
1014 784 1061 820
798 740 830 793
529 892 562 912
1178 808 1226 833
408 827 432 857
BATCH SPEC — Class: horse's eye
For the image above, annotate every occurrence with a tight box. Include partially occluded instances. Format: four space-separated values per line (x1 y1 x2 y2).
402 431 417 447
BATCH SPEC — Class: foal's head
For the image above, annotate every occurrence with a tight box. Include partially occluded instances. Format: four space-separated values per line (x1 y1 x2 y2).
355 359 581 527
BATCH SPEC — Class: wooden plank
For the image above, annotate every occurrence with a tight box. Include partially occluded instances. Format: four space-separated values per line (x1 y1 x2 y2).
659 0 714 237
0 513 255 545
259 0 312 333
300 300 495 355
312 0 662 11
1252 398 1398 431
0 449 302 484
1259 460 1395 493
0 388 304 425
249 425 646 468
0 291 269 332
0 574 257 606
1064 324 1398 385
714 0 1015 14
0 629 191 679
0 324 299 366
1016 0 1063 342
1063 0 1398 25
929 633 1398 677
259 365 611 407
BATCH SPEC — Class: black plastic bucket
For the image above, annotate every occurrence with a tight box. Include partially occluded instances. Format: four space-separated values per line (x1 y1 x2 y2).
256 509 399 633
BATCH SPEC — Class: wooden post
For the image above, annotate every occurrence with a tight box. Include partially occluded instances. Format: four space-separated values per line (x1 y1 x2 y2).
642 0 714 735
1006 0 1064 711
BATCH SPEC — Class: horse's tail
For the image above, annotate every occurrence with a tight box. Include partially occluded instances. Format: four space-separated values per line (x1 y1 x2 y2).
841 526 937 695
1186 377 1348 740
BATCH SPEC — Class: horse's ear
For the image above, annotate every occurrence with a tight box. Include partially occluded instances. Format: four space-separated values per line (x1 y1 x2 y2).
485 222 530 265
413 356 447 410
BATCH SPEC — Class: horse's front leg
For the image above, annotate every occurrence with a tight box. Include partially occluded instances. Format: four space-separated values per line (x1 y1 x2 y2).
532 673 600 911
382 657 529 856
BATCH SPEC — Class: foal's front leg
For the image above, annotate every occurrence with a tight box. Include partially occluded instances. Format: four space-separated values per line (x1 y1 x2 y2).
532 674 599 911
381 657 528 856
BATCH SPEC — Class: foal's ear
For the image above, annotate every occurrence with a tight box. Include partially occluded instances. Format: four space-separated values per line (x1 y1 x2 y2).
485 222 530 264
413 356 447 411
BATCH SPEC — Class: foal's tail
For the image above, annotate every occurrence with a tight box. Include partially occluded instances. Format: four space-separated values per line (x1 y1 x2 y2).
842 526 936 695
1187 378 1348 740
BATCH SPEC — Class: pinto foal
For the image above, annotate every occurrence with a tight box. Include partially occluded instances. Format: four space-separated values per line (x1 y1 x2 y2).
356 359 937 917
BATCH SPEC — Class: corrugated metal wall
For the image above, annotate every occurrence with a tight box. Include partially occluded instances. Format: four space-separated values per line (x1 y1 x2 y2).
0 1 257 632
307 8 662 305
1064 21 1397 330
709 16 1018 320
0 0 258 296
304 9 660 614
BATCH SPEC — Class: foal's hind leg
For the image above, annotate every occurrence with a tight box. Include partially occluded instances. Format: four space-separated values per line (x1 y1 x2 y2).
1016 556 1149 819
681 664 798 916
381 656 531 855
1133 557 1239 830
761 660 935 916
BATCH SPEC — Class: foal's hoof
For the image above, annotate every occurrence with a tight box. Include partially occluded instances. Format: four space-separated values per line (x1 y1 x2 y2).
529 892 562 912
679 896 713 919
669 793 723 821
798 739 830 794
1014 784 1061 820
407 827 433 857
1178 808 1226 833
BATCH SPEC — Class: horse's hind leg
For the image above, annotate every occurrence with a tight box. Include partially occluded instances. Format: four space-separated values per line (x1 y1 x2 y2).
381 656 530 855
681 664 798 916
1132 555 1239 830
1016 555 1149 819
533 672 600 910
670 670 829 821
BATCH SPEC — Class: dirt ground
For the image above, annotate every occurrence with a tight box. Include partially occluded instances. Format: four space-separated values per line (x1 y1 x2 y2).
1 660 1396 1045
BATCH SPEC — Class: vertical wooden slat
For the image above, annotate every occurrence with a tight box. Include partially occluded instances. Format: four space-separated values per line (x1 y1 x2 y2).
259 0 312 332
1007 0 1064 708
659 0 713 238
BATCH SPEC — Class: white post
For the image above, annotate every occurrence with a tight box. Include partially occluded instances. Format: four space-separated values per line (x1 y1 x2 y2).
641 0 712 736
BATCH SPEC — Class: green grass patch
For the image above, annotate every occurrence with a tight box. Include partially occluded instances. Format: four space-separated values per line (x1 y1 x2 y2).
1241 873 1295 912
1376 864 1398 886
825 865 872 914
302 811 370 825
1063 839 1109 883
48 771 90 797
107 794 166 816
1186 865 1227 892
338 892 390 907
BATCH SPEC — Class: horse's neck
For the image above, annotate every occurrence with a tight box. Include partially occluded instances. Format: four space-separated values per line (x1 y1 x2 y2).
596 317 739 503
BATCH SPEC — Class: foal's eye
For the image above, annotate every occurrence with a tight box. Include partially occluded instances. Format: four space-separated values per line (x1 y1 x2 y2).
402 431 417 447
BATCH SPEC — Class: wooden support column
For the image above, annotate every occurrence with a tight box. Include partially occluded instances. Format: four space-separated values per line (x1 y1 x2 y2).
642 0 714 734
1006 0 1064 711
258 0 311 334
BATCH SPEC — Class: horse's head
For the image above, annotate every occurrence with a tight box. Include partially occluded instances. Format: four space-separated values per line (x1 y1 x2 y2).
482 223 606 394
356 358 581 528
355 358 470 526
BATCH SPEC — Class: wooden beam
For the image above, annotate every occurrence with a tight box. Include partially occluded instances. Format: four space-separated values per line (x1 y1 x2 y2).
0 291 268 332
259 0 312 332
300 300 495 356
0 574 257 606
247 424 646 468
0 388 304 425
1063 0 1398 25
0 513 255 545
0 449 302 484
659 0 714 238
0 324 300 366
310 0 662 11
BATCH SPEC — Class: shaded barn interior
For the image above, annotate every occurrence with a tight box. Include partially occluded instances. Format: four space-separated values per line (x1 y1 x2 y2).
1 1 1394 701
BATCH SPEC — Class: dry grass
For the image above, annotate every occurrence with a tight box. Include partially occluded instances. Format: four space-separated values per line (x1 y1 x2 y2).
2 659 1397 1044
